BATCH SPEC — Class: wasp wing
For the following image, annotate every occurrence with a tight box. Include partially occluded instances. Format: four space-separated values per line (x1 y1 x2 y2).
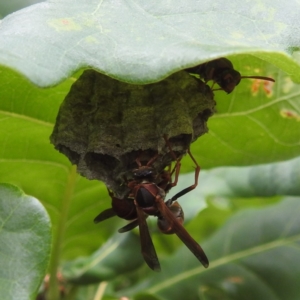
136 204 161 272
156 199 209 268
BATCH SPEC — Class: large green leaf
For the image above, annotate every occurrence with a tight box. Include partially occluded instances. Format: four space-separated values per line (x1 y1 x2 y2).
124 197 300 300
0 183 51 300
0 0 300 86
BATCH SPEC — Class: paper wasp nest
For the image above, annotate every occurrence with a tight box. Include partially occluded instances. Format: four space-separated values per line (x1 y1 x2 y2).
50 70 215 197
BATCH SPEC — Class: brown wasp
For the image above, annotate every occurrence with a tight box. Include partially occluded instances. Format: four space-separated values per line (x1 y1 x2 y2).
94 137 209 271
186 57 275 94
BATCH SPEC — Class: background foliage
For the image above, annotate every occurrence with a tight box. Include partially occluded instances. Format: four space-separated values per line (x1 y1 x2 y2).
0 1 299 300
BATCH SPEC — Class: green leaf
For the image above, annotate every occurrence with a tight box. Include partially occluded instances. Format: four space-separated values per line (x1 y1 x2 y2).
0 183 51 300
188 55 300 169
218 156 300 197
63 232 144 284
169 156 300 222
125 197 300 300
0 0 300 86
0 66 107 261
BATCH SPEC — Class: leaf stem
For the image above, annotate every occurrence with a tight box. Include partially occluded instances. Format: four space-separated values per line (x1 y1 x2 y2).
93 282 108 300
47 165 77 300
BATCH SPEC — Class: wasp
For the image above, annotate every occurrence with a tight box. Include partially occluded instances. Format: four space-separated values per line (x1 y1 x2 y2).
94 137 208 271
186 57 275 93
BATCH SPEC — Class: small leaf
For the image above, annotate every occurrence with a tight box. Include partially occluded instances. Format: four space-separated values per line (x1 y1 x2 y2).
0 183 51 300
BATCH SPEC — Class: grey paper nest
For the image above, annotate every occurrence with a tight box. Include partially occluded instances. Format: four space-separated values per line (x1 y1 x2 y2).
50 70 215 197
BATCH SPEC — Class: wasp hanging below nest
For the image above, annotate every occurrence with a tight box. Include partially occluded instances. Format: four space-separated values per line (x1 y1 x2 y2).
94 135 209 271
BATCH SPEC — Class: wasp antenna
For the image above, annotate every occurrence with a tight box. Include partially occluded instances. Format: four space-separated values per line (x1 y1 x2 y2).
240 76 275 82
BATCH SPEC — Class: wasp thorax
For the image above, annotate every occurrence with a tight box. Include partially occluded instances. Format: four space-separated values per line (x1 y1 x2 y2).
133 167 156 180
